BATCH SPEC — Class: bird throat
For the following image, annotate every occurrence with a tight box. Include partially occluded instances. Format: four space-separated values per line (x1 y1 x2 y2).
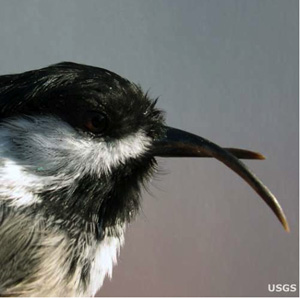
36 156 156 239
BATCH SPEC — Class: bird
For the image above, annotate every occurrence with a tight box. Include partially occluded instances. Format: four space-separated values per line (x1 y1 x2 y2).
0 62 289 296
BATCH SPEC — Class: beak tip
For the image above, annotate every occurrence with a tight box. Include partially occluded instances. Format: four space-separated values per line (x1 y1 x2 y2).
284 222 290 233
254 152 266 160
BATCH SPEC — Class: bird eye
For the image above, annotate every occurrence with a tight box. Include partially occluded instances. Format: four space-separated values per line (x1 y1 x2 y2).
84 111 108 134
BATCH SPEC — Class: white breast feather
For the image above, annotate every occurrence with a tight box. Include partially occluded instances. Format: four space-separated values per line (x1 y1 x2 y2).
6 226 125 297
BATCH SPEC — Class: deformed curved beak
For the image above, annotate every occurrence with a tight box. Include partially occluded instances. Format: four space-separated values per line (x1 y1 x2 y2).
152 126 289 232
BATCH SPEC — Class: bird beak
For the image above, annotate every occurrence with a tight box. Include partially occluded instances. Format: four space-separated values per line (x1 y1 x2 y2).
152 126 289 232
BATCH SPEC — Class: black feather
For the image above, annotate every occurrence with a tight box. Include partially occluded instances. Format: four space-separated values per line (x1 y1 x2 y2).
0 62 165 238
0 62 165 139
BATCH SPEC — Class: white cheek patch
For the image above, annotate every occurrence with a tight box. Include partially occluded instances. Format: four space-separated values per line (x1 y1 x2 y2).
80 130 151 174
0 159 42 207
0 116 152 206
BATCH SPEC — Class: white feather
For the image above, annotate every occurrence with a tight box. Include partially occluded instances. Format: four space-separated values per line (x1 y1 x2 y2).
0 115 151 207
5 223 125 297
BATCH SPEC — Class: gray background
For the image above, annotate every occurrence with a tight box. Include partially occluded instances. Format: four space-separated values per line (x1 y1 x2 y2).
0 0 298 296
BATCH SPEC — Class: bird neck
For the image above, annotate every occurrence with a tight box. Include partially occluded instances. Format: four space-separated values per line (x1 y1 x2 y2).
35 157 156 239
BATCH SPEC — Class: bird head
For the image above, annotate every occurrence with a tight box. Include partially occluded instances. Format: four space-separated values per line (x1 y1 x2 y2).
0 62 289 236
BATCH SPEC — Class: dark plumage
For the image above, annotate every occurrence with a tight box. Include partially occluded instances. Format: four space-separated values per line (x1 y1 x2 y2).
0 62 164 139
